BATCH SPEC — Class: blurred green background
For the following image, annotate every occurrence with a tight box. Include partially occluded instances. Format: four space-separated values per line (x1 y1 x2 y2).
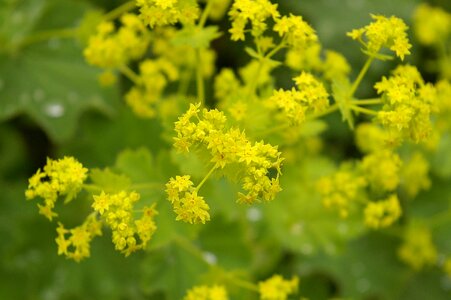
1 0 450 299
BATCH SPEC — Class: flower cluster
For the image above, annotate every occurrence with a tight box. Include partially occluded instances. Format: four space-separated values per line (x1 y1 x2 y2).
136 0 199 28
398 226 438 271
273 14 318 50
413 3 451 46
125 58 179 118
347 14 411 60
364 194 402 229
25 157 88 221
267 72 329 125
316 169 367 218
355 123 388 153
183 285 228 300
401 152 431 198
55 215 102 262
165 175 210 224
84 14 150 68
361 150 401 192
258 275 298 300
375 65 437 143
173 104 283 205
228 0 280 41
92 191 157 256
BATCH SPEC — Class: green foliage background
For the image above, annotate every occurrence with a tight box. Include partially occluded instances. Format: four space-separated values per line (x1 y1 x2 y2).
0 0 450 299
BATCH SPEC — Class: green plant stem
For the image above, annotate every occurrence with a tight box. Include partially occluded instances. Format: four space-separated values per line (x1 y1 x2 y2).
265 38 287 59
306 103 340 121
349 55 375 96
16 28 77 49
350 105 377 115
196 49 205 105
103 0 136 21
195 165 217 192
223 273 259 292
174 236 212 266
82 184 103 192
120 65 141 85
198 0 213 28
350 98 382 105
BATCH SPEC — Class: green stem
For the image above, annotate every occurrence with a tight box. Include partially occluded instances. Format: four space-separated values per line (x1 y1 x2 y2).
103 0 136 21
174 236 211 266
198 0 213 28
265 38 287 59
195 165 217 193
196 49 205 105
351 98 382 105
82 184 103 192
306 103 340 121
349 55 375 96
224 273 259 292
120 65 141 85
16 28 77 49
350 105 377 116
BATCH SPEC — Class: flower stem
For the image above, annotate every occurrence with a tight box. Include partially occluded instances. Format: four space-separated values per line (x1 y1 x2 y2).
350 105 377 115
103 0 136 21
351 98 382 105
198 0 213 28
350 55 375 96
16 28 77 50
196 49 205 105
195 165 217 192
306 103 340 121
120 65 141 85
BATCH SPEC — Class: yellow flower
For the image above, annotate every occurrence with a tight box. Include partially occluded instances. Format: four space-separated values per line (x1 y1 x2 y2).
184 285 229 300
361 150 401 192
347 14 411 60
401 152 431 198
25 157 88 221
258 275 298 300
273 14 318 50
364 195 402 229
413 3 451 46
398 226 437 271
137 0 199 28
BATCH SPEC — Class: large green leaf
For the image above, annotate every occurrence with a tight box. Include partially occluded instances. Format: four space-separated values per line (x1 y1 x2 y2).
0 0 119 143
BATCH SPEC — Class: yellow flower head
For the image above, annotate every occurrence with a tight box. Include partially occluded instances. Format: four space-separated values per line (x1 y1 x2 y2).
398 226 437 271
228 0 280 41
273 14 318 50
25 157 88 221
413 3 451 46
364 194 402 229
92 191 157 256
56 215 102 262
84 14 150 68
258 275 299 300
347 14 411 60
267 72 329 125
361 150 401 192
375 65 437 143
316 169 367 218
401 152 431 198
184 285 229 300
137 0 199 28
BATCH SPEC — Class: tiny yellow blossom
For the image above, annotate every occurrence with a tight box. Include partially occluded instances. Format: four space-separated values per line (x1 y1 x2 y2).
355 123 388 153
347 14 411 60
137 0 199 28
316 169 367 218
267 72 329 125
258 275 298 300
364 194 402 229
413 3 451 46
361 150 401 192
184 284 229 300
398 226 438 271
26 157 88 221
401 152 431 198
273 14 318 50
228 0 280 41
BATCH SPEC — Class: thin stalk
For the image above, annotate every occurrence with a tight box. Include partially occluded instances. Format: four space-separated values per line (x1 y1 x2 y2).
196 49 205 105
351 98 382 105
120 65 141 85
103 1 136 21
16 28 77 49
195 165 217 192
82 184 103 192
306 103 340 121
224 274 259 292
130 183 164 190
349 55 375 96
198 0 213 28
350 105 378 116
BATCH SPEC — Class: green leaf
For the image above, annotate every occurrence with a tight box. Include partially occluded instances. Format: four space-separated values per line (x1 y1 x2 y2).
0 0 120 143
89 168 131 194
171 26 222 49
115 148 159 183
